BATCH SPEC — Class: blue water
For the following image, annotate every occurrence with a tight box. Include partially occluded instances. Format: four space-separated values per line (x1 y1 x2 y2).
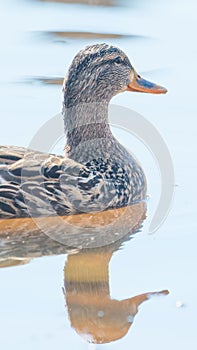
0 0 197 348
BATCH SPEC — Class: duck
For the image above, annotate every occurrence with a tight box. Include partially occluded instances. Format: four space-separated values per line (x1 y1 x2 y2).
0 44 167 219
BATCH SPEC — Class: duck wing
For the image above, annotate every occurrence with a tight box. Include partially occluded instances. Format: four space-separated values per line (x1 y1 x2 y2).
0 146 116 218
0 145 31 165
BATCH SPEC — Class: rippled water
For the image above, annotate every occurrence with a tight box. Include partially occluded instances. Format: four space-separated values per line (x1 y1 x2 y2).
0 0 197 349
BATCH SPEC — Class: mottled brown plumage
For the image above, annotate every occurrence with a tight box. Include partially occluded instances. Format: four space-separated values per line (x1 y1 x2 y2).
0 44 167 218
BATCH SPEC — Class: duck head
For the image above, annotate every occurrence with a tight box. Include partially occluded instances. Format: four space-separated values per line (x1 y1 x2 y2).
63 43 167 108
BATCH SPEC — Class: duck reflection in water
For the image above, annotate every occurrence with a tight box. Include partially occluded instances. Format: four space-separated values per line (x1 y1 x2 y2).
0 202 169 344
63 209 169 344
64 249 168 344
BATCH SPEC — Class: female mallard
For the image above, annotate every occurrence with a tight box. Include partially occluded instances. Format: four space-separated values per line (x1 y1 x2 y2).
0 44 167 218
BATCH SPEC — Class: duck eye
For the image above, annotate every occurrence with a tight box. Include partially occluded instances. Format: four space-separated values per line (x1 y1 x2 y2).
115 57 122 64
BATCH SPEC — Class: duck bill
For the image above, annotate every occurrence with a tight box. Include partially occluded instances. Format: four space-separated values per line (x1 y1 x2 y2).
127 74 167 94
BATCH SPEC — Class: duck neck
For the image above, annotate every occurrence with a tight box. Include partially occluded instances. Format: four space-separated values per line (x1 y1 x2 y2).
63 102 113 156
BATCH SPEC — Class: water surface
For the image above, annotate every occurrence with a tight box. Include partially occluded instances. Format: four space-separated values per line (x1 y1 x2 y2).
0 0 197 349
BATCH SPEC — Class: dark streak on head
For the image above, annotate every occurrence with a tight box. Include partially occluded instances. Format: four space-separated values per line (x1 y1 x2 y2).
63 43 134 109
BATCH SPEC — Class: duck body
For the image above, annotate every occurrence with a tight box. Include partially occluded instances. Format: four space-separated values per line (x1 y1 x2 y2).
0 44 167 219
0 141 145 218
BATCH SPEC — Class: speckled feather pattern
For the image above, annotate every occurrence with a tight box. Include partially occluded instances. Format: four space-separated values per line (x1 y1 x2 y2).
0 144 146 218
